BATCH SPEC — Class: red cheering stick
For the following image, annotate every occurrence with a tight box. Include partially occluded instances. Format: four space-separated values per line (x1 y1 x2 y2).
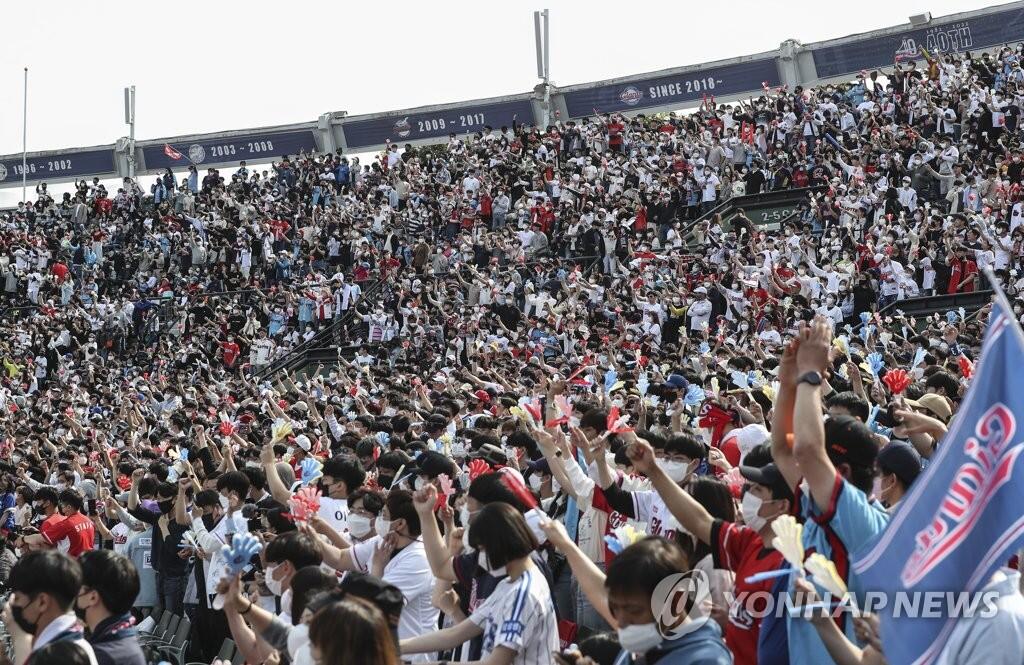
545 394 574 427
606 406 633 434
522 398 543 426
467 458 492 482
497 469 538 510
957 355 974 380
882 369 911 395
435 473 455 511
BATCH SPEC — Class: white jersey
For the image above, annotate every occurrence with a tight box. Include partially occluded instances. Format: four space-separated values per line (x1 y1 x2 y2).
632 490 682 541
318 496 348 535
351 537 438 663
203 511 249 594
469 566 560 665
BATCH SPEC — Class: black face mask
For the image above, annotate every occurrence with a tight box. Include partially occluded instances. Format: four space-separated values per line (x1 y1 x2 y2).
11 599 38 635
378 475 394 489
158 500 174 515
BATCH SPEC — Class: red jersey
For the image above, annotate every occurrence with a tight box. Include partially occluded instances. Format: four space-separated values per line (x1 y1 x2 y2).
712 520 785 665
221 341 240 367
606 122 625 146
41 511 95 557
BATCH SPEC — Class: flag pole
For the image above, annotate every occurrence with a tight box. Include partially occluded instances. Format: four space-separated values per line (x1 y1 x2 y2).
982 266 1024 348
22 67 28 204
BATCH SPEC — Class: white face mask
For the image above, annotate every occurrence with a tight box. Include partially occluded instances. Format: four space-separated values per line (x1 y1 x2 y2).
741 492 768 532
528 474 543 491
479 550 507 577
264 563 285 597
657 458 689 483
374 518 392 539
617 623 663 654
347 513 373 539
219 494 230 511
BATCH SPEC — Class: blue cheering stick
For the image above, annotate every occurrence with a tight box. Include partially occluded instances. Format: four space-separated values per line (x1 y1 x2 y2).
698 341 711 355
212 533 263 610
866 352 884 378
300 458 323 487
859 324 875 344
859 312 871 326
683 384 705 407
912 346 926 369
179 448 189 463
745 569 796 584
603 368 618 394
945 310 958 324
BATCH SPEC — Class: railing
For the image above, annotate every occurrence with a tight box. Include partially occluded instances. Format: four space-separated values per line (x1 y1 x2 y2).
683 186 825 246
254 279 387 380
259 253 604 379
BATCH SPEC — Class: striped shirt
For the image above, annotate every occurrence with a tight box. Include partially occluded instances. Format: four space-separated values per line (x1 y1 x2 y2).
469 567 559 664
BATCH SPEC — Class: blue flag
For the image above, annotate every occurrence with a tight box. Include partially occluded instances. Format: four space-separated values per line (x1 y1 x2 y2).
852 302 1024 665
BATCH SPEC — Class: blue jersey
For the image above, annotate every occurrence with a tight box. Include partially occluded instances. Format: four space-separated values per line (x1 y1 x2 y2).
787 473 889 665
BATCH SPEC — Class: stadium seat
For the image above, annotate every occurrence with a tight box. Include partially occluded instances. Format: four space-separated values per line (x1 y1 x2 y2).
153 615 191 665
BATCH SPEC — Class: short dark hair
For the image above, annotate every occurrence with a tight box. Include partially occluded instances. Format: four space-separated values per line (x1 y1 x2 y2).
264 530 323 570
243 467 267 492
605 537 689 601
348 488 385 516
467 502 537 568
385 490 421 537
194 489 220 508
216 471 251 499
322 456 366 493
34 486 58 506
665 433 707 460
826 391 870 422
8 551 82 611
27 641 92 665
79 550 139 615
579 407 608 433
925 371 960 397
58 488 84 512
467 473 529 512
376 450 412 474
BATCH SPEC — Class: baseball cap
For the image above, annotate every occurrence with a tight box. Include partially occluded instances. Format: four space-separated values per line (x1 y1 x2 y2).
739 463 794 502
472 389 492 404
824 414 879 469
905 393 952 422
877 441 922 488
664 373 689 390
469 443 508 467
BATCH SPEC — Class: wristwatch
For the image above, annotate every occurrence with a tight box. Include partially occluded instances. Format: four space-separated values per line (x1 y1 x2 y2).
797 370 823 386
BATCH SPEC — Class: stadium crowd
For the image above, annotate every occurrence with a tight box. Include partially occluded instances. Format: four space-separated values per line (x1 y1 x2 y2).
0 42 1023 665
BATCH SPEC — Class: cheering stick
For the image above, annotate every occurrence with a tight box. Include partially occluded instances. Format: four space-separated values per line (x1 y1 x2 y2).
299 458 323 487
745 515 804 584
212 533 263 610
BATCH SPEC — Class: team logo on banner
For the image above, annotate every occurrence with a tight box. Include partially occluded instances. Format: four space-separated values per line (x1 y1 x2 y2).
188 144 207 164
393 117 412 138
0 164 7 182
895 37 919 61
619 86 643 106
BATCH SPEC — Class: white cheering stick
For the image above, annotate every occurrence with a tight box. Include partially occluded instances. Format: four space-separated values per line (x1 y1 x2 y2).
801 553 854 613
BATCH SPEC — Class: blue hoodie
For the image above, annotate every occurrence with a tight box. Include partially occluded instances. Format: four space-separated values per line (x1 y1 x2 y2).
613 620 733 664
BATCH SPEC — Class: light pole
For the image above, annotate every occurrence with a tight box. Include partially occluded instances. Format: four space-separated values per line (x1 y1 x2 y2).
124 86 136 179
534 9 550 129
22 67 28 204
